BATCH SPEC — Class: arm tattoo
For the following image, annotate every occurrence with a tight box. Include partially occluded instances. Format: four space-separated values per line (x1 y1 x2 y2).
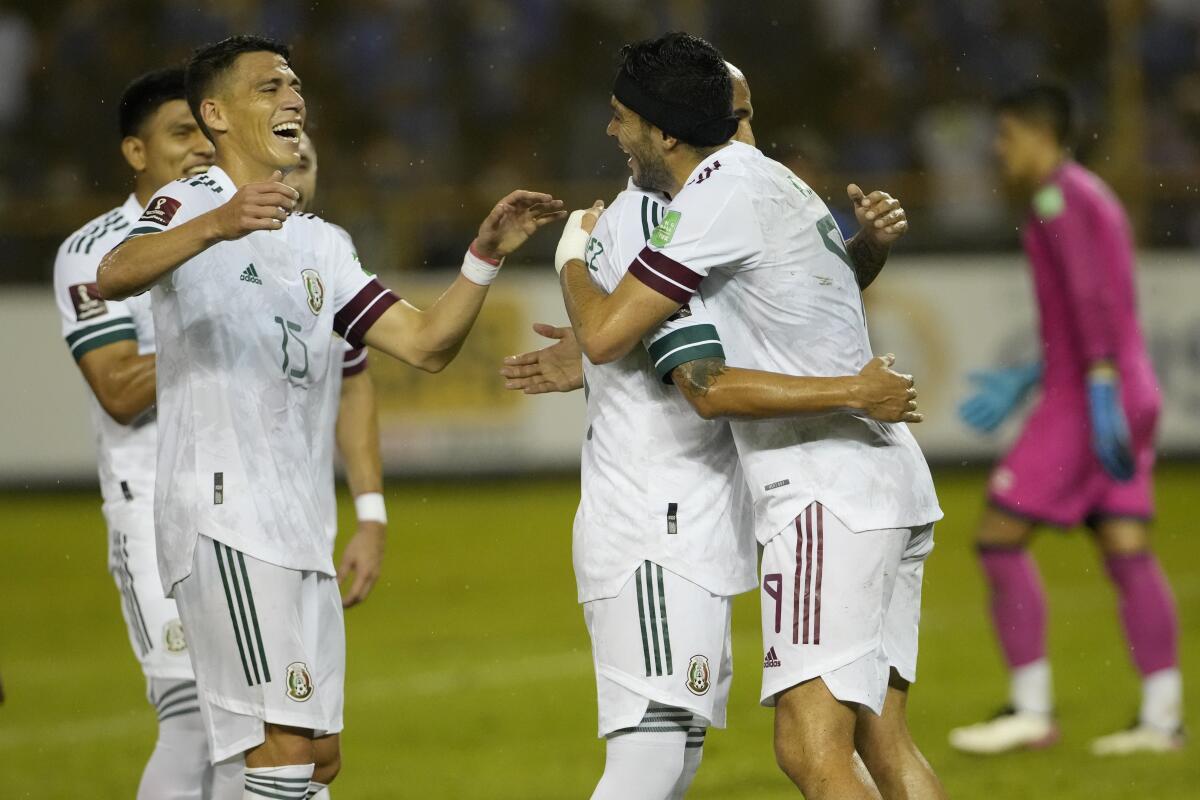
847 234 889 290
672 357 728 398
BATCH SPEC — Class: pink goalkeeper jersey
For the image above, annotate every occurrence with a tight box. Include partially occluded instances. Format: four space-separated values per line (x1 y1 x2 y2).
1022 162 1159 417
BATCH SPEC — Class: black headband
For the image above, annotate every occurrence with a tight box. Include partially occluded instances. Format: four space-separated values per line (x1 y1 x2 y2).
613 69 738 147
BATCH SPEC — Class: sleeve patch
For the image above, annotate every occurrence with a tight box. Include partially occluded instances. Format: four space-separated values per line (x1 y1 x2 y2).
138 196 182 227
650 210 682 247
68 282 108 321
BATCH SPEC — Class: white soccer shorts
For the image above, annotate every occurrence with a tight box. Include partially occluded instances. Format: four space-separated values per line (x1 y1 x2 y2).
759 501 934 715
583 561 734 737
104 498 195 682
174 535 345 762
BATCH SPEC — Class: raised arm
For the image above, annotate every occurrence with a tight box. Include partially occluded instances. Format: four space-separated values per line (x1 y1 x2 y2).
363 191 564 372
843 183 909 290
670 354 921 422
97 175 299 300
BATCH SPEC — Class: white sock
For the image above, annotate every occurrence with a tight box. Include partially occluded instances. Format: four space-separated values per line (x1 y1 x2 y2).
667 727 706 799
244 764 314 800
206 757 244 800
1010 659 1052 715
138 678 206 800
1140 667 1183 732
592 704 696 800
306 782 331 799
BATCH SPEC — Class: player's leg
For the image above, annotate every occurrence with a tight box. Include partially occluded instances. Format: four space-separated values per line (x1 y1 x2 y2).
949 505 1058 753
855 524 945 799
855 671 946 800
306 731 340 797
761 504 905 798
774 678 880 799
138 677 208 800
585 563 731 800
1089 516 1183 754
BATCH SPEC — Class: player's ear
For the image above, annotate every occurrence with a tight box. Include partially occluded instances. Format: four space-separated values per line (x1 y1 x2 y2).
200 98 229 138
120 136 147 173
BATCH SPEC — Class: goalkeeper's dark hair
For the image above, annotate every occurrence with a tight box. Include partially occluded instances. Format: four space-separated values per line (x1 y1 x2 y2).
118 67 187 139
614 32 735 147
996 83 1076 147
186 34 291 141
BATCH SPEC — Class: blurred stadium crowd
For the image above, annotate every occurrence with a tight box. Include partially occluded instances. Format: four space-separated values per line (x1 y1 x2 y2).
1 0 1198 281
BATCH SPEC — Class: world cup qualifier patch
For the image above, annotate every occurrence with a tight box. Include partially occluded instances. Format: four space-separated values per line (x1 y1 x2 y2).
685 654 711 696
68 282 107 321
139 196 182 227
285 661 314 702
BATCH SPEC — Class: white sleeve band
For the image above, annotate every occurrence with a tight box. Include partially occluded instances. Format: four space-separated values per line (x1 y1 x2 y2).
354 492 388 524
554 210 592 274
460 249 502 286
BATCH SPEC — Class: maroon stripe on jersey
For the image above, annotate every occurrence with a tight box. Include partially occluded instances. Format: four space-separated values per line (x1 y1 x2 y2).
802 505 815 644
334 279 400 349
814 504 824 645
341 347 368 378
638 247 703 290
629 260 693 305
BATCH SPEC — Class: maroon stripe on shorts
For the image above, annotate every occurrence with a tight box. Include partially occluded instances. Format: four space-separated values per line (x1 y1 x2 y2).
792 514 804 645
802 504 814 644
814 503 824 645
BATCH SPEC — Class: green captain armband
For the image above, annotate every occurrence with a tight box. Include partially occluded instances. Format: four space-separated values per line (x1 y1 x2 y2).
647 324 725 383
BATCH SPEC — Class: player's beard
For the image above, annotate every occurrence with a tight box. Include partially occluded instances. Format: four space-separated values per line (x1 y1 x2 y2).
630 139 673 195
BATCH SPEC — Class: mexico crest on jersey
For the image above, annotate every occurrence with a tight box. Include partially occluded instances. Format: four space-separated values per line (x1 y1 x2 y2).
285 661 314 702
301 269 324 315
163 619 188 654
685 654 711 696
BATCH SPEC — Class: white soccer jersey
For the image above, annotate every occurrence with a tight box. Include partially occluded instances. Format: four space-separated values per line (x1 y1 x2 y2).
575 179 756 603
123 167 398 593
53 195 157 518
628 142 942 544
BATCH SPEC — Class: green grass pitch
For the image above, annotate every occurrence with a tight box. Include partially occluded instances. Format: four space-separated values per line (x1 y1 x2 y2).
1 466 1195 798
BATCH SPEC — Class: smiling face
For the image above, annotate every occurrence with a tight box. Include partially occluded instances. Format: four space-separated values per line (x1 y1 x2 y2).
606 96 674 193
128 98 214 189
201 50 305 172
284 132 318 212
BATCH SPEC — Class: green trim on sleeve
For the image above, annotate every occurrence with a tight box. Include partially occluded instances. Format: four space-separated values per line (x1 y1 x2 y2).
647 323 724 382
123 226 162 239
66 317 137 361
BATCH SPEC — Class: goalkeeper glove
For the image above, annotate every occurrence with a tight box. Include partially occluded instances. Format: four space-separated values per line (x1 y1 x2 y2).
1087 363 1136 481
958 362 1042 433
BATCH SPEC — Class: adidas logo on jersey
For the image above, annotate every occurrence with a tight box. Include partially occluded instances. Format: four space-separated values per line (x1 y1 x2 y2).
763 647 781 668
240 264 263 285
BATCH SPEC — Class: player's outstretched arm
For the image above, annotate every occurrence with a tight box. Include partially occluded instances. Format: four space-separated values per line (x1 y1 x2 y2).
364 191 565 372
558 204 682 364
335 367 387 608
844 183 908 290
77 342 157 425
500 323 584 394
97 174 299 300
671 354 922 423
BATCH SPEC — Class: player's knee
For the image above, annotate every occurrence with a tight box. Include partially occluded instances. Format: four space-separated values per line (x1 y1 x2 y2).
1092 518 1150 555
975 509 1033 548
254 724 316 767
312 740 341 785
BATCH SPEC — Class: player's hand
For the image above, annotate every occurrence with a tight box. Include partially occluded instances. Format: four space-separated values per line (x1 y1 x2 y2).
209 170 298 240
1087 364 1136 481
554 200 605 273
848 184 908 247
856 354 922 423
473 191 567 260
501 323 584 393
958 363 1042 433
338 521 386 608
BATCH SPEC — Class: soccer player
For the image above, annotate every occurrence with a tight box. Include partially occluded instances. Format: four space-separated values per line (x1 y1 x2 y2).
96 35 562 799
507 62 925 800
552 34 945 799
54 68 390 799
948 84 1182 756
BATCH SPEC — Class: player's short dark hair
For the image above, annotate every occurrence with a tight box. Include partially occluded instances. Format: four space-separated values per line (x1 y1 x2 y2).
186 34 291 141
996 83 1075 147
615 32 734 147
118 67 187 139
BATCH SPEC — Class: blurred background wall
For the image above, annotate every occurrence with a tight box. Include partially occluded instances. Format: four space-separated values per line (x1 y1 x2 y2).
1 0 1198 482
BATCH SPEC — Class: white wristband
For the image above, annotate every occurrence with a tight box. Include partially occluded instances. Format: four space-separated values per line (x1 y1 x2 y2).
554 209 592 274
461 247 502 286
354 492 388 524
